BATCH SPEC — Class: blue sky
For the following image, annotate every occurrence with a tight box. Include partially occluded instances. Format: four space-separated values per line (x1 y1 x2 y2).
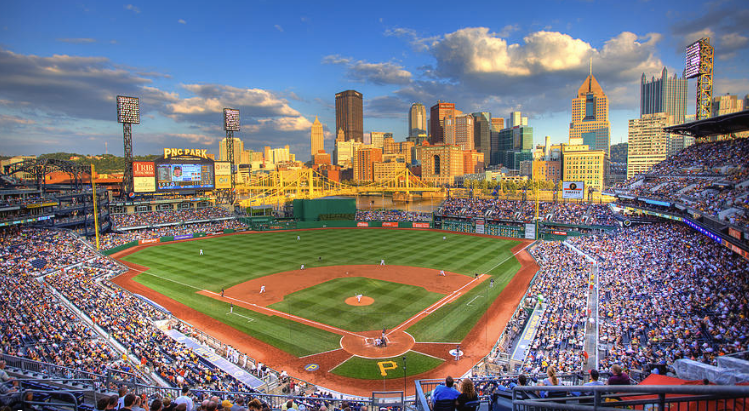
1 0 747 160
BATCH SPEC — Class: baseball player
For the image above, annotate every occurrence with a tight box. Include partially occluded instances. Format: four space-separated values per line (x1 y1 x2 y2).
439 270 446 276
380 259 385 266
356 293 363 303
230 302 233 313
301 264 305 270
200 249 203 255
260 285 266 293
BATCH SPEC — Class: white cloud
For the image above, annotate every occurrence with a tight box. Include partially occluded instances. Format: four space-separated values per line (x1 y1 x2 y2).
178 19 186 25
384 27 440 52
387 27 665 118
497 24 520 38
57 38 97 44
124 4 140 14
321 54 351 65
274 24 283 33
322 55 412 85
348 61 411 85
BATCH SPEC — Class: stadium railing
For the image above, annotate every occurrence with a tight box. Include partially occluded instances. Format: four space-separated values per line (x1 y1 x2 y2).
1 353 138 390
126 385 381 410
511 384 749 411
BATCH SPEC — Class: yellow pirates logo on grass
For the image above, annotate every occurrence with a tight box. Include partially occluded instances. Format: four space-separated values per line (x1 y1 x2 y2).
377 361 398 376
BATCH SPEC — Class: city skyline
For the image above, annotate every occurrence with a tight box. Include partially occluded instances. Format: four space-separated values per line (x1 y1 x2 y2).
1 0 748 160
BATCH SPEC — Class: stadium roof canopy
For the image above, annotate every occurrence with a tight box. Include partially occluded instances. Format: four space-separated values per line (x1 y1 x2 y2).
665 110 749 138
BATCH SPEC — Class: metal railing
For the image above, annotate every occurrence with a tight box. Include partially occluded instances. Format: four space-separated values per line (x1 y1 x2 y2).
512 384 749 411
1 353 138 390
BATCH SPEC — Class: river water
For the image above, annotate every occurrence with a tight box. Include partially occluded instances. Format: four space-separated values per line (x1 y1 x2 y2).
353 195 443 213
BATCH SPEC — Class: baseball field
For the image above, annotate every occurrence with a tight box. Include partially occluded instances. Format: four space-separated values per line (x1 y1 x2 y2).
113 228 536 395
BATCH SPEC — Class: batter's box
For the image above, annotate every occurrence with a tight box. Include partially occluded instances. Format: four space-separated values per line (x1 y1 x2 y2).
365 337 390 346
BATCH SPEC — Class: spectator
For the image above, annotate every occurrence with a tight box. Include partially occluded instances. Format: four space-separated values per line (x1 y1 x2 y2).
607 365 630 386
456 379 478 411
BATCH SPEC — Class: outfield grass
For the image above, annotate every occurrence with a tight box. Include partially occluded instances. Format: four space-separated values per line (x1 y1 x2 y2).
269 277 443 332
122 229 521 359
330 351 444 380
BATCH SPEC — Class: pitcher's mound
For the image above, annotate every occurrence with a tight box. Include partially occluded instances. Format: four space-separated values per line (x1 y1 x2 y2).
345 296 374 306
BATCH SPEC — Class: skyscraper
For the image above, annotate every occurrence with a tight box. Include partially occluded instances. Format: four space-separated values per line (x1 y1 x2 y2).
310 116 324 158
335 90 363 142
641 68 688 125
627 113 672 179
472 112 491 166
429 101 459 144
409 103 427 138
219 137 244 164
569 71 610 155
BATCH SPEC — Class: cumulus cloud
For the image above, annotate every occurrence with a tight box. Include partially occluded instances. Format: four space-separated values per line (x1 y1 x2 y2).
0 48 316 156
178 19 186 24
405 27 665 114
322 55 412 85
670 1 749 58
124 4 140 13
0 48 155 120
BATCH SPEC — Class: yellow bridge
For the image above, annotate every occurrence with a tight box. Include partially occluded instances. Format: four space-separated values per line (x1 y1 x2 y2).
236 168 443 207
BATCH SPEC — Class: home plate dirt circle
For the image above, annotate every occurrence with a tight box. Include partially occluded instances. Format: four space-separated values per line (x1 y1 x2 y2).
340 330 415 358
345 296 374 306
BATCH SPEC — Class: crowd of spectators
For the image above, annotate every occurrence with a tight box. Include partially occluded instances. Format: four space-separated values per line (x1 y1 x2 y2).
0 228 100 275
568 224 749 373
0 268 123 376
355 209 432 222
45 261 253 393
0 227 270 395
112 208 234 229
521 242 590 374
439 198 618 226
612 138 749 229
95 220 247 250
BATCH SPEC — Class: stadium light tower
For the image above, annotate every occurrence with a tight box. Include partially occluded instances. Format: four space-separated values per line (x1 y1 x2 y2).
117 95 140 195
223 108 240 204
684 38 714 120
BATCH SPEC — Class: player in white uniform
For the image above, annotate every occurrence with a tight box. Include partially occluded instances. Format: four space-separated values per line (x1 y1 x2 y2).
380 259 385 266
439 270 446 276
200 249 203 255
356 293 363 303
260 285 266 293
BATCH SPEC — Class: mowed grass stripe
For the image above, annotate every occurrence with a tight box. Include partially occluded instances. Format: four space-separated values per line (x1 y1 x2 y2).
269 277 443 332
134 272 341 357
122 229 524 357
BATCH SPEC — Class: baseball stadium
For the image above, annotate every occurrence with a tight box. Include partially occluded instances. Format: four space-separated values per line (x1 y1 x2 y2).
3 17 749 411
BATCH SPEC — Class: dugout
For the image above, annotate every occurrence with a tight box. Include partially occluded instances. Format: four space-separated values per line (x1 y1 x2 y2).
293 197 356 221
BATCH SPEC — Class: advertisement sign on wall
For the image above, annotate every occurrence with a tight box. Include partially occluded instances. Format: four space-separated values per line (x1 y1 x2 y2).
562 181 584 200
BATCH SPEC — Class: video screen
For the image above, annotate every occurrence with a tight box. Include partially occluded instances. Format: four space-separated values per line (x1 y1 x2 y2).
156 163 214 190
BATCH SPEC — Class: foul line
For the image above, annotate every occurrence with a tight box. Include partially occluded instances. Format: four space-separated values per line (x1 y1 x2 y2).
228 312 255 322
139 271 202 291
484 242 533 274
389 274 488 335
203 291 367 339
465 295 484 306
